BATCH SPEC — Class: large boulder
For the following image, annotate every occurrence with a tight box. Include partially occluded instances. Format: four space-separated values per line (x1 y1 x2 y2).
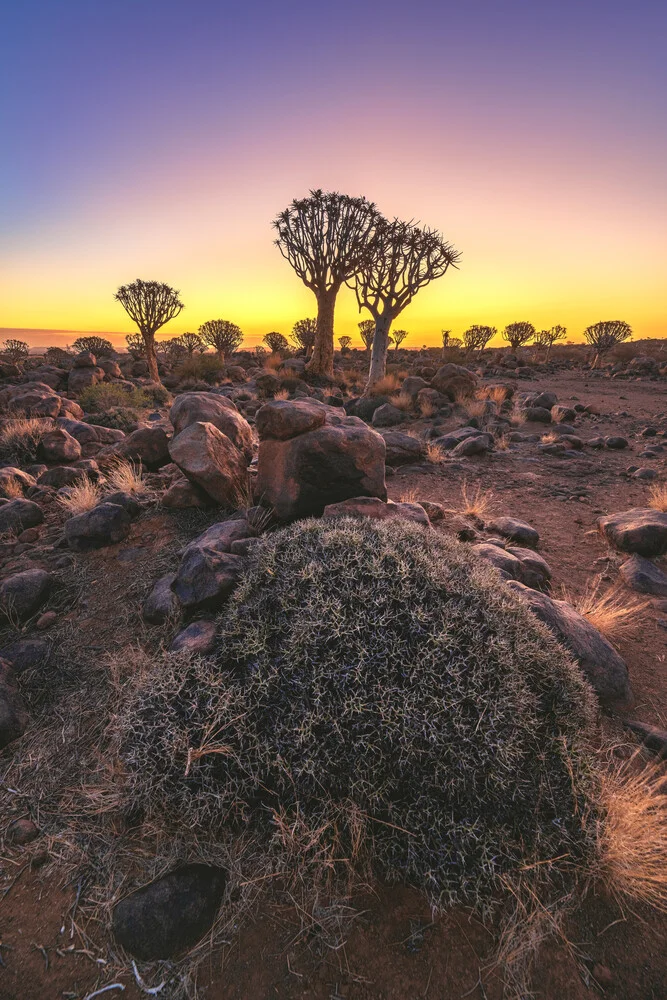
508 581 632 707
323 496 430 526
0 499 44 535
379 430 425 466
0 569 52 620
56 417 100 445
372 403 404 428
170 392 253 459
112 864 227 961
487 517 539 548
111 426 170 470
0 468 35 497
68 365 105 394
430 363 477 400
173 520 248 608
38 427 82 463
0 383 62 417
619 555 667 597
64 502 132 551
256 399 326 441
256 401 386 521
598 509 667 558
169 422 248 504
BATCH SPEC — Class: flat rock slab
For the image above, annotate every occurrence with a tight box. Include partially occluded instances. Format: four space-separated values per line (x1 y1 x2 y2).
619 555 667 597
598 508 667 557
487 517 539 548
64 502 131 551
323 496 430 526
623 720 667 758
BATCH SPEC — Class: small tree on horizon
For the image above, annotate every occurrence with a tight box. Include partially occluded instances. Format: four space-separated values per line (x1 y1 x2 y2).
176 332 204 356
535 325 567 360
199 320 243 359
502 321 535 352
1 338 29 364
125 333 145 358
338 335 352 353
72 335 114 357
463 325 496 356
392 329 409 353
291 317 317 355
264 331 290 354
44 345 72 366
583 320 632 368
274 189 380 377
114 279 184 383
358 319 375 354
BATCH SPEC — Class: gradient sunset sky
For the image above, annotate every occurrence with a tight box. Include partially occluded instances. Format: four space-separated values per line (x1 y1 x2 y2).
2 0 666 349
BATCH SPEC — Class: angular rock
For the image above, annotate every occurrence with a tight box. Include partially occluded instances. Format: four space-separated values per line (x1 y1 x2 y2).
68 365 105 394
487 516 539 547
432 426 480 451
0 467 35 497
323 496 430 526
531 391 558 410
170 392 253 458
255 399 326 440
0 383 62 417
38 466 88 489
169 619 217 654
64 503 131 551
113 426 170 470
451 434 492 457
55 417 100 445
619 554 667 596
0 499 44 535
38 427 82 463
173 520 249 608
523 406 552 423
143 573 180 624
161 477 212 509
430 363 477 400
380 430 424 466
169 422 248 504
506 546 552 589
508 581 632 707
372 403 404 428
598 509 667 558
471 543 523 579
0 569 51 620
112 864 227 961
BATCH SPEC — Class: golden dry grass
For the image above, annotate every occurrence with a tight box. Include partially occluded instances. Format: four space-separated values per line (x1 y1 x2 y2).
457 480 495 519
273 388 290 401
0 477 24 499
56 477 102 515
566 581 649 643
465 399 488 420
495 433 511 451
418 399 437 418
597 756 667 910
398 486 419 503
105 458 149 495
477 384 510 404
0 416 51 461
369 374 400 396
509 403 527 426
648 483 667 512
541 432 559 444
424 441 446 464
389 391 414 412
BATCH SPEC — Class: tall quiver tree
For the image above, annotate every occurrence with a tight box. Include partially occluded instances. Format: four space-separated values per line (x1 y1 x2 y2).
114 279 183 383
274 190 380 377
352 219 460 392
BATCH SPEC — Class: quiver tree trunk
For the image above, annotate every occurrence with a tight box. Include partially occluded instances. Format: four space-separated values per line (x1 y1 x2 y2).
143 332 160 383
364 314 392 394
307 290 337 378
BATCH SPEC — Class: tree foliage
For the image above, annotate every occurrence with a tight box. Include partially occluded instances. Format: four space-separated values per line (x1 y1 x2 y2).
125 333 146 358
1 339 29 363
199 320 243 358
583 320 632 365
72 336 114 357
358 320 375 351
463 325 496 354
291 317 317 353
338 335 352 352
502 321 535 351
114 279 184 382
177 332 204 356
534 325 567 359
263 331 290 354
391 329 409 352
44 346 72 366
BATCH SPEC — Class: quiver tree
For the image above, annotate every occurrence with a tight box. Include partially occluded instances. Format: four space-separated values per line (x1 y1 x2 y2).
583 320 632 368
199 320 243 359
44 346 72 366
463 325 496 356
125 333 145 358
114 279 184 383
72 335 114 357
352 219 460 392
535 325 567 360
263 332 290 354
502 321 535 352
441 330 462 358
274 189 380 377
392 329 408 353
358 320 375 353
291 318 317 355
338 335 352 353
178 332 204 356
1 339 30 363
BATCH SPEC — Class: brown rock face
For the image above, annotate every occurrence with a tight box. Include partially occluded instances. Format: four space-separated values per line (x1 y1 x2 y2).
255 400 326 440
169 393 253 458
168 421 248 504
323 496 430 526
256 402 386 521
430 363 477 400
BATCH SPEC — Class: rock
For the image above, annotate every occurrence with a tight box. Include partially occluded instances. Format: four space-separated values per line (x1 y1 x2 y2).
169 422 248 505
35 610 57 630
323 496 430 526
55 417 100 445
38 427 82 463
372 403 404 428
0 382 63 417
432 426 481 450
430 363 477 400
104 491 142 516
605 436 628 450
73 351 97 367
380 431 425 466
112 864 227 961
451 434 492 457
255 371 281 397
143 573 180 624
0 671 27 749
471 543 523 579
6 818 39 845
619 555 667 596
38 466 88 489
169 620 217 654
507 581 632 707
632 467 657 480
623 720 667 758
551 405 576 423
0 637 50 674
59 397 84 420
255 400 326 440
523 406 552 423
170 392 253 458
347 395 389 422
99 359 122 378
401 376 429 399
418 500 446 523
487 516 539 548
506 546 552 589
0 499 44 535
68 365 105 394
93 425 126 444
598 509 667 557
0 568 51 619
162 477 212 509
416 387 450 414
64 503 132 551
0 468 36 497
256 406 387 520
531 391 558 409
113 426 171 470
173 521 249 608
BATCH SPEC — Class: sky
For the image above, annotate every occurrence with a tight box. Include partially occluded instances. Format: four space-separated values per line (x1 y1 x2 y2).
1 0 666 350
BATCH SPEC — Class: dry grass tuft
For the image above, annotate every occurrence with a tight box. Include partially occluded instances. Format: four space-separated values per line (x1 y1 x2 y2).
597 756 667 910
1 477 24 499
465 399 488 420
477 384 510 404
495 433 511 451
566 580 649 643
0 416 52 462
398 487 419 503
273 388 290 401
418 399 437 418
509 403 527 426
648 482 667 512
541 432 559 444
389 391 413 412
56 477 102 515
458 479 494 520
369 374 400 396
424 441 446 464
105 458 149 495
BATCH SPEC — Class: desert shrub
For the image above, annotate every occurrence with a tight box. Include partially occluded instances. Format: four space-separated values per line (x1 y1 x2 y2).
175 354 226 383
86 407 140 432
113 519 599 912
0 417 52 462
56 477 102 514
142 382 171 406
79 383 151 412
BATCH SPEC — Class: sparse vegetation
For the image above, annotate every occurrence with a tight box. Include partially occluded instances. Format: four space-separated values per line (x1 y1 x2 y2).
424 440 445 463
584 319 632 368
649 483 667 512
72 335 114 356
0 416 51 462
502 321 535 351
457 479 495 520
1 338 30 363
200 319 243 359
463 324 496 355
56 477 102 514
114 278 184 382
105 458 149 496
175 353 226 383
567 581 649 643
79 383 151 412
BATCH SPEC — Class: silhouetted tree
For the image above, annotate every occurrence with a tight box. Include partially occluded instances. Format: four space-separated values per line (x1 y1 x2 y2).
72 335 114 357
441 330 462 357
125 333 145 358
338 335 352 353
254 345 267 361
358 320 375 353
352 219 460 391
176 332 204 356
263 331 290 353
291 317 317 355
392 329 408 353
114 279 184 383
274 190 380 376
583 320 631 367
463 325 496 356
1 339 29 363
45 346 72 365
535 325 567 360
199 320 243 359
502 321 535 352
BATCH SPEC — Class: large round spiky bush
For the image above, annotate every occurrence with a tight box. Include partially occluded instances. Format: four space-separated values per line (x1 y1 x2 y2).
116 518 599 909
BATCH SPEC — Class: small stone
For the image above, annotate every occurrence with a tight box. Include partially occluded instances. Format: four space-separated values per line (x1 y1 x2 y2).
169 619 217 654
35 610 58 630
6 818 39 845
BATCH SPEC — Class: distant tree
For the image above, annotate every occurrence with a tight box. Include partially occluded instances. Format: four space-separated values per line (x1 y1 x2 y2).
263 331 290 354
391 329 409 353
463 325 496 355
254 344 267 361
274 189 380 376
1 339 29 363
535 325 567 360
291 317 317 355
441 330 462 357
125 333 145 358
352 218 460 390
502 321 535 352
583 320 632 368
177 332 204 356
72 335 114 357
114 279 184 383
44 346 72 366
338 335 352 353
358 320 375 353
156 337 188 365
199 319 243 359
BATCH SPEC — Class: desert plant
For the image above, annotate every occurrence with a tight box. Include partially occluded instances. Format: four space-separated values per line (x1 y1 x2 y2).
455 480 495 520
583 320 632 368
72 335 114 357
424 440 445 463
79 383 151 412
534 325 567 360
567 581 649 643
352 219 460 392
175 353 226 384
199 320 243 359
388 391 413 412
44 346 73 366
463 325 496 355
0 417 51 462
502 322 535 352
263 331 290 354
104 458 149 496
291 318 317 355
86 407 139 432
125 332 146 358
274 189 380 376
56 477 102 514
177 332 205 356
648 483 667 512
1 338 29 363
114 279 184 382
338 335 352 353
358 319 375 353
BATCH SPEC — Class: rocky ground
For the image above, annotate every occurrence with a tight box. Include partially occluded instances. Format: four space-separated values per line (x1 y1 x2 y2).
1 343 666 999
